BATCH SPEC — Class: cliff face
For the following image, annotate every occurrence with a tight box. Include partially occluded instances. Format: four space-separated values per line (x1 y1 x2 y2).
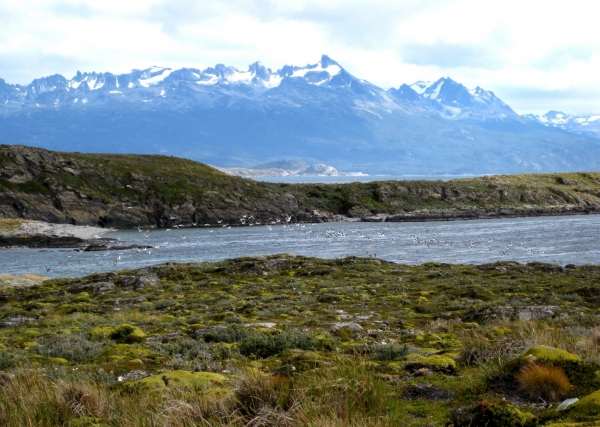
1 145 599 228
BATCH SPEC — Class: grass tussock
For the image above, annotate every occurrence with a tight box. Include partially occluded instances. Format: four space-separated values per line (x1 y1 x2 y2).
517 363 572 402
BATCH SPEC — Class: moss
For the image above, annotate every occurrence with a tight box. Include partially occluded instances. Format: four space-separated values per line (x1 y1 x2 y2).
405 355 457 374
128 370 228 391
568 390 600 418
521 345 580 364
90 324 146 344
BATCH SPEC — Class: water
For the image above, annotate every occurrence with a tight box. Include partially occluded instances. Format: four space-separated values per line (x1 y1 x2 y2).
1 215 598 278
253 175 477 184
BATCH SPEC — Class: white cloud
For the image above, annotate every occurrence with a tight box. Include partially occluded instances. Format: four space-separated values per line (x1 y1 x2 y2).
0 0 599 115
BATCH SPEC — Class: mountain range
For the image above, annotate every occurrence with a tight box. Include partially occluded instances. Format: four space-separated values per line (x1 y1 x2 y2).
1 55 599 174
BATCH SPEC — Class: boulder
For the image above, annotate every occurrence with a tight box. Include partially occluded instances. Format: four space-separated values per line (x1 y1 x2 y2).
470 305 558 322
329 322 364 336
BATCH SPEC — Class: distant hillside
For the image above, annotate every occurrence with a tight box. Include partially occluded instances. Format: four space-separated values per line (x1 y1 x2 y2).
1 145 599 228
1 56 599 174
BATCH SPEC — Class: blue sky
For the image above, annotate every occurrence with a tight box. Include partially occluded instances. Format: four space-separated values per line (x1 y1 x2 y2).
0 0 599 115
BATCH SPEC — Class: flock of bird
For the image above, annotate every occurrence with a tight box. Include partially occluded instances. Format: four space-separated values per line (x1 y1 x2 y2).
1 213 562 278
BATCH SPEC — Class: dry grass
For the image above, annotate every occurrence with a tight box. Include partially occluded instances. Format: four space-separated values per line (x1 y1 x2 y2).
0 218 27 232
517 363 572 402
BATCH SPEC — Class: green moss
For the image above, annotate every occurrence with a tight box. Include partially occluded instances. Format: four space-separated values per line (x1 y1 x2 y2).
522 345 580 364
129 370 228 391
90 324 146 344
405 355 457 374
568 390 600 418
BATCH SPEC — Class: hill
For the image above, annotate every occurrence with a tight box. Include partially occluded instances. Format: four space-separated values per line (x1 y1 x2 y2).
1 145 599 229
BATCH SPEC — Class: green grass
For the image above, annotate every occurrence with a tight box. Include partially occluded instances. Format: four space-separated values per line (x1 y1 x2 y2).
1 256 600 425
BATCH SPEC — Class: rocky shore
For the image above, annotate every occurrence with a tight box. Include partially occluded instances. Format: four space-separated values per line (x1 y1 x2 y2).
0 221 114 248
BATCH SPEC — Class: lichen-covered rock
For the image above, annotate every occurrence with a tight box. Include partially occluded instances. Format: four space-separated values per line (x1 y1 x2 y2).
470 305 558 322
329 322 364 336
0 314 38 328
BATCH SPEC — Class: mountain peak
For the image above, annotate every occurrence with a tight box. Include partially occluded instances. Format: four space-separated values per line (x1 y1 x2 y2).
320 54 339 68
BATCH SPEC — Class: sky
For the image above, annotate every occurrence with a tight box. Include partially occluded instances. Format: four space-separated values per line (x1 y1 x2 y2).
0 0 599 115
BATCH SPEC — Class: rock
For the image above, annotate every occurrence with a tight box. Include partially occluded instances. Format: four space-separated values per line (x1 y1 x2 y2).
0 314 37 327
128 296 147 305
243 322 277 328
84 244 152 252
93 282 115 292
122 274 160 290
329 322 364 336
555 397 579 412
117 370 150 382
470 305 558 322
402 383 453 401
160 332 181 342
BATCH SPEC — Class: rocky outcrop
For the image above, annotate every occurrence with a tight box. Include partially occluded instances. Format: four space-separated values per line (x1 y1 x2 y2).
469 305 559 322
1 145 599 230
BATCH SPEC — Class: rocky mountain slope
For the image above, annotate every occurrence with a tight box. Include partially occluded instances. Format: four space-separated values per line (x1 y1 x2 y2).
1 145 599 229
1 56 599 174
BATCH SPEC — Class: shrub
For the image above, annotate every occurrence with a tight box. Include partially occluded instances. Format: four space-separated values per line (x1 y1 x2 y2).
238 331 317 359
517 363 572 402
35 334 105 363
370 343 410 361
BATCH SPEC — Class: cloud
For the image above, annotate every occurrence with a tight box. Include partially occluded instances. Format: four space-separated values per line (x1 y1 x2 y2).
0 0 599 115
400 41 503 69
494 85 600 116
534 45 597 70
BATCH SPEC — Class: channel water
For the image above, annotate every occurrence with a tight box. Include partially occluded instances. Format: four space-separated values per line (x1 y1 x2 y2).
1 214 599 278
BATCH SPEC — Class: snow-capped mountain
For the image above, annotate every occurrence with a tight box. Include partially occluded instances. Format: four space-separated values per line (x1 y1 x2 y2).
389 77 517 121
523 111 600 137
1 55 599 174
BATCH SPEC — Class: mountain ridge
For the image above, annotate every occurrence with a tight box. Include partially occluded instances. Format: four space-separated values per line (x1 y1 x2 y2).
1 55 599 174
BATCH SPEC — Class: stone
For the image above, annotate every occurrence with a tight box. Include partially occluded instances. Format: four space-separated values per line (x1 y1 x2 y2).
0 315 37 328
471 305 558 322
555 397 579 412
329 322 364 336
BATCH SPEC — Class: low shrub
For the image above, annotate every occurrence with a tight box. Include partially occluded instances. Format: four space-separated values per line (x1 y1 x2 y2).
35 334 105 363
238 330 318 359
370 343 410 361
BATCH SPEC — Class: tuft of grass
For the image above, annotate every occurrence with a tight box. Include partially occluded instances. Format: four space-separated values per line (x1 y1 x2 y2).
517 363 572 402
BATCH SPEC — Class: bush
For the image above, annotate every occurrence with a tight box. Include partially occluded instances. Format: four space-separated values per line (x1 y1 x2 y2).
370 343 410 361
35 334 105 363
517 363 572 402
238 331 317 359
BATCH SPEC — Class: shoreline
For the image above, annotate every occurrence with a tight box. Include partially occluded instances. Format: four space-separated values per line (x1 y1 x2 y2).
0 221 115 249
1 207 599 249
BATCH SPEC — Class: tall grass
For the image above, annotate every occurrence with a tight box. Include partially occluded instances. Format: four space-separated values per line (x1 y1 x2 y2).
0 357 405 427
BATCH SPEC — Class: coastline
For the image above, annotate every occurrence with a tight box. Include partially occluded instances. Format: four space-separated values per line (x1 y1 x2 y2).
0 221 115 249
